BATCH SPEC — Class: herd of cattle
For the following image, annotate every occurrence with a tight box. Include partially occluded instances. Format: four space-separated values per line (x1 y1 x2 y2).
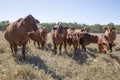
4 15 116 60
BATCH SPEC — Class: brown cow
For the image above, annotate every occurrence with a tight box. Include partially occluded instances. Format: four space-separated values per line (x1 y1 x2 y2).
104 26 116 52
4 14 39 59
79 33 98 52
28 26 48 48
66 28 74 46
51 22 68 54
97 35 111 53
66 28 80 53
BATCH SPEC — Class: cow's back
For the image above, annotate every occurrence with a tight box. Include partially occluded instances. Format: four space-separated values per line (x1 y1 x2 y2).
80 33 98 46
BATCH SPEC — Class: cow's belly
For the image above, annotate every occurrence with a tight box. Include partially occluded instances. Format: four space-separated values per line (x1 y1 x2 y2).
53 37 64 44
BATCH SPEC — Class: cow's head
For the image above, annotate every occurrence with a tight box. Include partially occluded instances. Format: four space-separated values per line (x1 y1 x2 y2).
21 14 39 32
38 27 48 41
82 27 90 33
104 26 116 33
90 35 98 43
66 28 74 39
54 23 64 34
71 32 80 48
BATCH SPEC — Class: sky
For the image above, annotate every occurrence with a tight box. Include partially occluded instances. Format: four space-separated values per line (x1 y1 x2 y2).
0 0 120 25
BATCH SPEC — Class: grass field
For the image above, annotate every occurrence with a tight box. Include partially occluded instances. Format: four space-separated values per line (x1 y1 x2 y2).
0 32 120 80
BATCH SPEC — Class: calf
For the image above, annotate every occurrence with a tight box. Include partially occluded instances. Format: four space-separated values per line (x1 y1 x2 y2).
98 34 116 53
28 27 48 48
79 33 98 52
98 35 110 53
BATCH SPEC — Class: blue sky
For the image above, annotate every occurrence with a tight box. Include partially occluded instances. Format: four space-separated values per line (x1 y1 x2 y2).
0 0 120 25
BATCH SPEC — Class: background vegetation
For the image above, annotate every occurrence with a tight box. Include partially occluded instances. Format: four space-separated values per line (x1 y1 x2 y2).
1 20 120 33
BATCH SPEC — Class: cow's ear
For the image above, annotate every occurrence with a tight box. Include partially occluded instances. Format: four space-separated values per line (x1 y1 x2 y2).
87 27 90 30
104 27 107 30
81 29 84 32
113 27 116 30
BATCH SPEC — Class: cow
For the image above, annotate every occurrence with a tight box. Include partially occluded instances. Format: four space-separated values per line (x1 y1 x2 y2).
28 26 48 48
4 14 39 59
51 22 68 54
97 35 111 53
66 28 74 47
104 26 116 52
66 28 80 54
79 33 98 52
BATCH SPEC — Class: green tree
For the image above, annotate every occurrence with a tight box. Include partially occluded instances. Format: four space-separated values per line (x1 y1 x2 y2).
0 20 9 31
107 22 115 27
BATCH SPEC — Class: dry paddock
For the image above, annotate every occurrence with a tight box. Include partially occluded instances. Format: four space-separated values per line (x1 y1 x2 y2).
0 31 120 80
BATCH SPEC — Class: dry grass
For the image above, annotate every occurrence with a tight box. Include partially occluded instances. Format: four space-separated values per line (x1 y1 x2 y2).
0 32 120 80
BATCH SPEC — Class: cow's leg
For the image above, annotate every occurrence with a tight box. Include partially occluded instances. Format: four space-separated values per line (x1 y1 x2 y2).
83 46 86 52
73 44 77 54
98 44 102 53
10 43 14 53
37 41 40 48
82 44 86 52
104 51 106 54
59 43 62 55
22 44 26 60
109 43 112 52
41 42 45 48
53 43 57 54
13 44 17 56
78 42 81 48
64 40 67 54
34 41 36 46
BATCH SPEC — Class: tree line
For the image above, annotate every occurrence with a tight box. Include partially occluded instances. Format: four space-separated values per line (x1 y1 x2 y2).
0 20 120 33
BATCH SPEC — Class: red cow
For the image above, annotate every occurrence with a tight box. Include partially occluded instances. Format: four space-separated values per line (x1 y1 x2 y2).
104 26 116 52
4 14 39 59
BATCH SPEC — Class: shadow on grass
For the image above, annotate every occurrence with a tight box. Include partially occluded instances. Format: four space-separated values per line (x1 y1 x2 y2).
115 47 120 51
66 47 98 65
35 43 54 52
14 54 62 80
87 48 98 58
109 54 120 64
66 49 88 65
102 53 120 64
